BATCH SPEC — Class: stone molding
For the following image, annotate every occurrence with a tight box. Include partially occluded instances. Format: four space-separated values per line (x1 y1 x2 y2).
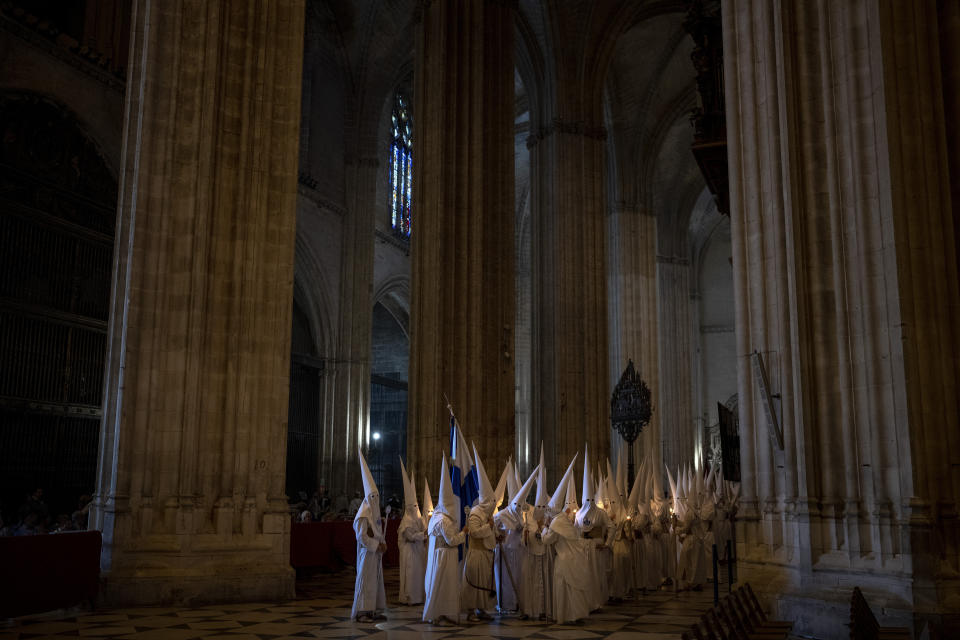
656 254 690 265
0 9 124 93
700 324 734 334
375 228 410 255
526 117 608 148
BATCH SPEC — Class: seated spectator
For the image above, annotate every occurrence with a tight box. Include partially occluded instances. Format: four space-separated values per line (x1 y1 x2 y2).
52 513 75 533
348 491 363 515
297 510 313 523
12 510 44 536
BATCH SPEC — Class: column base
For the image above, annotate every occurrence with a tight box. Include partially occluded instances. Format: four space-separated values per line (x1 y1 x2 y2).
737 562 915 640
99 565 295 608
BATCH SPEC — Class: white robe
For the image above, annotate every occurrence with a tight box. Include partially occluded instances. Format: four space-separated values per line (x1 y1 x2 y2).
493 507 525 611
541 516 591 623
677 507 707 588
351 515 386 618
423 513 466 622
461 507 496 611
578 507 613 610
520 515 552 618
398 512 427 604
609 514 632 599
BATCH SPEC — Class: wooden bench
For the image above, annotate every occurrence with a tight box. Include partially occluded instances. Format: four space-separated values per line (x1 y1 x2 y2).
0 530 102 618
850 586 910 640
683 582 793 640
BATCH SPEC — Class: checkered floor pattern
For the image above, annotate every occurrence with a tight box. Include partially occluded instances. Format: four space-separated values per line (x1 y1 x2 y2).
2 567 720 639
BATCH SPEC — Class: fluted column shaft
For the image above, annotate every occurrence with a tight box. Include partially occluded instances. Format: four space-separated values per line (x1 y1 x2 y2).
91 0 304 605
325 156 378 494
725 0 959 633
409 0 515 473
529 119 610 479
608 204 660 488
656 257 694 476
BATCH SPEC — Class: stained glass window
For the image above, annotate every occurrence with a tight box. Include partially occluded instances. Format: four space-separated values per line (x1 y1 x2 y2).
389 93 412 238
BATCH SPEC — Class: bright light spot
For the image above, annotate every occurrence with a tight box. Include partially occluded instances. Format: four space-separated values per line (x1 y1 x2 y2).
372 432 381 441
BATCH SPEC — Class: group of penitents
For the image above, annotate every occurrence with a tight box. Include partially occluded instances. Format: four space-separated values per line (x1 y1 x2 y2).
350 440 740 625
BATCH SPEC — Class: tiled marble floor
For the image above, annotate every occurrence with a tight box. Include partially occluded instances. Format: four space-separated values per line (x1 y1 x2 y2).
2 567 721 639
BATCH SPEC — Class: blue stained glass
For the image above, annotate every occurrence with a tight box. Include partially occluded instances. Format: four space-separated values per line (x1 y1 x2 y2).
389 92 412 238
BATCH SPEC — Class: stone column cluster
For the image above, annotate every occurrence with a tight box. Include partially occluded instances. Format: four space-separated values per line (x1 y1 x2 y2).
724 0 959 634
655 254 694 476
91 0 305 606
408 0 516 472
528 116 610 476
607 203 660 486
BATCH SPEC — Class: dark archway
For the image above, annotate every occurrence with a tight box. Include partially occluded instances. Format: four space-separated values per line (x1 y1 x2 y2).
0 92 117 525
369 302 408 508
286 297 324 500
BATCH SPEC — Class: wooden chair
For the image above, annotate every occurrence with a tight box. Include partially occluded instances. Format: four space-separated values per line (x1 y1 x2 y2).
733 586 794 634
719 594 788 640
849 586 910 640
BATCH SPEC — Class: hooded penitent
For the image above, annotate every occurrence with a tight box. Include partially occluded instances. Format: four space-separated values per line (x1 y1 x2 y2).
510 463 540 516
399 456 421 520
433 452 458 521
534 444 550 519
547 454 578 516
472 443 496 516
505 458 519 504
355 449 382 537
565 462 579 513
422 477 435 529
494 458 511 513
576 445 598 528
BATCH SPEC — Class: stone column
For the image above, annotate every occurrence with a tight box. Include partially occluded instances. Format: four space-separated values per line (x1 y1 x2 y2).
528 114 610 476
725 0 960 635
607 203 660 489
325 153 378 494
91 0 304 606
656 255 694 476
408 0 515 472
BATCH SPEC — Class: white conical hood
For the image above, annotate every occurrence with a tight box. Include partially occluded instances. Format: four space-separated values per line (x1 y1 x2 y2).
435 452 458 520
506 459 519 502
605 473 620 518
354 450 382 536
422 477 435 526
666 464 678 509
596 471 607 509
565 468 579 511
535 443 549 508
512 464 540 510
399 456 417 510
581 444 594 505
548 453 578 514
359 448 378 500
494 458 511 510
627 459 644 513
472 443 495 512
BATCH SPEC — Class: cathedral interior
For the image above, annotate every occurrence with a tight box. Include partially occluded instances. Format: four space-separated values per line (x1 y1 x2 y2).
0 0 958 638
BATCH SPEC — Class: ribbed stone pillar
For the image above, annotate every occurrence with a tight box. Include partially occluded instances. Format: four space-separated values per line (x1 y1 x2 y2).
90 0 304 606
725 0 960 635
325 154 378 494
408 0 515 472
656 256 694 476
529 120 610 475
607 203 660 488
